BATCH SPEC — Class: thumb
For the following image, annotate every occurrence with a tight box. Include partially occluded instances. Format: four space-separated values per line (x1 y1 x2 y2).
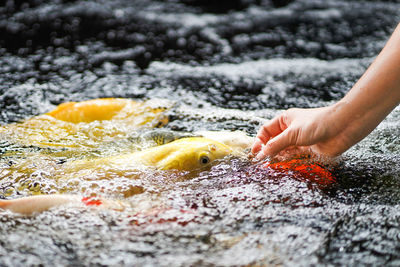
259 128 295 158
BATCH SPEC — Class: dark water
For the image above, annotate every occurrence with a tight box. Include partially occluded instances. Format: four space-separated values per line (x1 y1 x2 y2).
0 0 400 266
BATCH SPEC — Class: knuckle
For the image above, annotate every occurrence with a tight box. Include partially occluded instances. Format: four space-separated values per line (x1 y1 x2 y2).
283 128 296 144
281 110 290 119
280 110 294 127
261 123 269 132
287 107 299 113
288 128 300 145
256 131 268 143
266 140 275 148
258 122 272 138
285 108 297 118
278 114 287 128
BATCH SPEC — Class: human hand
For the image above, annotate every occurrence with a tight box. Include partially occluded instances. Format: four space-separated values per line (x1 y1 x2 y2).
251 104 358 160
252 23 400 161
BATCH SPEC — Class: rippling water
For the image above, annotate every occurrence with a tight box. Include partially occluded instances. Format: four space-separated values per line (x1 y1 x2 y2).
0 0 399 266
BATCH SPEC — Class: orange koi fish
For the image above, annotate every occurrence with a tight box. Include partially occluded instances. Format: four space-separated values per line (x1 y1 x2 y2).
264 159 336 186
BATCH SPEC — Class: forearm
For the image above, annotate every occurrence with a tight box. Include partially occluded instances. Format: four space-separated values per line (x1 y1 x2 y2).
333 23 400 141
252 23 400 159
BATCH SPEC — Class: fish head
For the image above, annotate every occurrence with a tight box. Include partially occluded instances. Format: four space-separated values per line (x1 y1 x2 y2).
149 137 232 171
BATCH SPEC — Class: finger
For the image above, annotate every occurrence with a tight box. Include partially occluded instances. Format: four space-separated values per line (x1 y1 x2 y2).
251 137 264 155
252 115 288 154
252 123 271 155
257 116 286 140
260 128 295 158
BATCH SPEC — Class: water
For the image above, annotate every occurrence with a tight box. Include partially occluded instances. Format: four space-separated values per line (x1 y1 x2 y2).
0 0 399 266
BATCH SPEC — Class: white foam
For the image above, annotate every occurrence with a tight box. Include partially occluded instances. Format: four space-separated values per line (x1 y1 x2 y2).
148 57 371 81
142 12 220 28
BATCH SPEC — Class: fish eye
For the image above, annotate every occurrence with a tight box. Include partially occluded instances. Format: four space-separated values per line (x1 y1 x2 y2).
199 155 210 165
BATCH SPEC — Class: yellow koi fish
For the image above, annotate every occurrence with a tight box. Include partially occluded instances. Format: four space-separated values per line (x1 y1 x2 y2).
0 137 232 215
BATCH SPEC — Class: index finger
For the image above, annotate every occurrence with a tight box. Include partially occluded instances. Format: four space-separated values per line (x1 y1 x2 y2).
251 115 287 154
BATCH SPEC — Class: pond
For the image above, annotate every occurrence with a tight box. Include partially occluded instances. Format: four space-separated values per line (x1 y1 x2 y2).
0 0 399 266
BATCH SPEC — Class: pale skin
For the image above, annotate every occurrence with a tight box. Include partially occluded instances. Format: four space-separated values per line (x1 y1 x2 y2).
252 23 400 160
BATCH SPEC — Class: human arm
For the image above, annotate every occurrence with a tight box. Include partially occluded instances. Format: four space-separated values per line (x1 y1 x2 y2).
252 23 400 159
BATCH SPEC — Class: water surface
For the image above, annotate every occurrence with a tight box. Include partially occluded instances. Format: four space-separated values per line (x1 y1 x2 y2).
0 0 399 266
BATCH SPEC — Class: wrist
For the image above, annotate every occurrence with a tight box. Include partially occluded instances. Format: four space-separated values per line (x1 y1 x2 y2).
329 95 388 151
324 101 351 135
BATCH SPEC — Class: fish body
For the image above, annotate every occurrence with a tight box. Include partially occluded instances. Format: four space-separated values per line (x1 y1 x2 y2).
0 98 171 149
0 195 79 215
127 129 198 147
0 195 125 215
0 98 239 215
0 137 233 215
133 137 233 170
195 130 254 155
46 98 134 123
46 98 169 125
72 137 233 171
264 159 336 186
